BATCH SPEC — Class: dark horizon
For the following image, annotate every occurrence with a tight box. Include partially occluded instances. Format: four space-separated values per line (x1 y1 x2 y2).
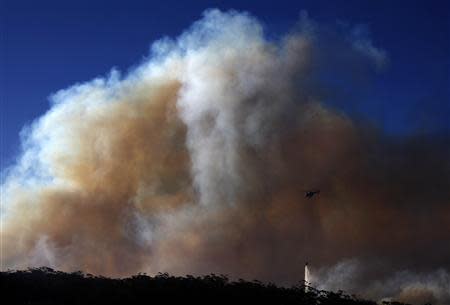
2 267 409 305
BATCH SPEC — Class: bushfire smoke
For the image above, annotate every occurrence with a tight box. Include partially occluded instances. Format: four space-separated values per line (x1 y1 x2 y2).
1 10 449 304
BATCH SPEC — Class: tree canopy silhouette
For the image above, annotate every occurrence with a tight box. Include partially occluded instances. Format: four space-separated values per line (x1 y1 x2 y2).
1 267 412 305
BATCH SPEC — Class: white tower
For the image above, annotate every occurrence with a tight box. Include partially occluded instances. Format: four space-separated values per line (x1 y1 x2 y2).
304 262 310 292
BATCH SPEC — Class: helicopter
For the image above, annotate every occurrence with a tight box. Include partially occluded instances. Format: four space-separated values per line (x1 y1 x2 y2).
304 190 320 199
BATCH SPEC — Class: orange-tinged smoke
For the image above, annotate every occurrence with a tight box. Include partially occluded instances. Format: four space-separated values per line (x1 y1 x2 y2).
1 9 449 305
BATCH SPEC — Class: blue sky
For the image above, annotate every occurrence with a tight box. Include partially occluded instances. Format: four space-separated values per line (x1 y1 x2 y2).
1 0 449 167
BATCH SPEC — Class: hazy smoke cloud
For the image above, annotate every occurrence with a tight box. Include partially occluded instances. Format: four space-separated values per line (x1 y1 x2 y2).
1 9 449 304
315 259 450 305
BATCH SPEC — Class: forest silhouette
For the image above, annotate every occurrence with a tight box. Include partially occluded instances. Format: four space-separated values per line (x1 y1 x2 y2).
1 267 415 305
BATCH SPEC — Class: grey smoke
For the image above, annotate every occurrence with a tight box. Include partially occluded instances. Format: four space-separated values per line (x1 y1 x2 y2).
1 9 449 305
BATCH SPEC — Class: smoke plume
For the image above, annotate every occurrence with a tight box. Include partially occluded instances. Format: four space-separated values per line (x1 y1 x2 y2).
1 9 449 304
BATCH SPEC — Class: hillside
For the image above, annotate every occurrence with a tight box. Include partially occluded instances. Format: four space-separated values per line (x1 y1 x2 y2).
1 267 410 305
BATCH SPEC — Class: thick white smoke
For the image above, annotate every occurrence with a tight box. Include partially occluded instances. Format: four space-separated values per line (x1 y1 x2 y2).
1 9 449 305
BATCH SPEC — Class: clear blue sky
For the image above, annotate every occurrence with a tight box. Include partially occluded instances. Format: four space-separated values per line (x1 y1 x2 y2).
1 0 449 167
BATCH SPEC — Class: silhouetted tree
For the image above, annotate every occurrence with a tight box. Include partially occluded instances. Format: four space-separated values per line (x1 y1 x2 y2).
1 268 413 305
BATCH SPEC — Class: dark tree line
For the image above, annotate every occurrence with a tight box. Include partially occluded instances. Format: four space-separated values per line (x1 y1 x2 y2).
1 267 412 305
